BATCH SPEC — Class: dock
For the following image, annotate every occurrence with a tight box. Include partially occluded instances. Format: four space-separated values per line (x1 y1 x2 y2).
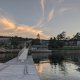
0 48 40 80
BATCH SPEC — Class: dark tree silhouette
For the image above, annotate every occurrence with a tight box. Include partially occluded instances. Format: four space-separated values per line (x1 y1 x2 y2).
73 32 80 40
57 31 66 40
48 37 64 50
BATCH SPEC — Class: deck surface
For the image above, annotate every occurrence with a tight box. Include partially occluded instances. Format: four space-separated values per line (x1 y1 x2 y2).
0 55 40 80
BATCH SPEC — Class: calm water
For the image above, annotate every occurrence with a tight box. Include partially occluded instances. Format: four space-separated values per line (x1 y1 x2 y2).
35 53 80 80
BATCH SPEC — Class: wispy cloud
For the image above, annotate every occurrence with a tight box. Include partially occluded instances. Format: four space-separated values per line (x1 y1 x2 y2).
48 9 55 22
58 7 77 15
0 16 49 39
33 0 46 28
57 0 64 3
0 2 50 39
39 0 55 27
0 17 16 30
53 0 64 3
58 8 70 14
40 0 46 16
33 17 44 28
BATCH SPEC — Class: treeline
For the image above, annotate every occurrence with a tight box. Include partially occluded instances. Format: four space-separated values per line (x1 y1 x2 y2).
0 31 80 49
0 36 33 49
0 35 42 49
48 31 80 50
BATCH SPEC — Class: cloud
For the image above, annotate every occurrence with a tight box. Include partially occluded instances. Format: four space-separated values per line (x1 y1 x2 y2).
0 16 49 39
16 25 42 35
33 0 46 28
53 0 64 3
57 0 64 3
58 7 72 15
0 17 16 30
40 0 46 16
16 25 49 39
48 9 55 22
33 17 44 28
59 8 70 13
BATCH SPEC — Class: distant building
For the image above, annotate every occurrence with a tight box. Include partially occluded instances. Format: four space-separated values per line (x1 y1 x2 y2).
65 39 80 46
77 41 80 46
31 45 48 50
40 40 49 46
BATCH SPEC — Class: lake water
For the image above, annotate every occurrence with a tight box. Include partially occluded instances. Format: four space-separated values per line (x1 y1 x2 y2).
35 52 80 80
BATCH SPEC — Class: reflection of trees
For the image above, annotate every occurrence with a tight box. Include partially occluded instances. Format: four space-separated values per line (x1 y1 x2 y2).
48 52 68 75
35 50 80 74
59 62 68 76
49 51 65 65
49 51 80 73
33 58 40 64
69 53 80 70
65 52 80 63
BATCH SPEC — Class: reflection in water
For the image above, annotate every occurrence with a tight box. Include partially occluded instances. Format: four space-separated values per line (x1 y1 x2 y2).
34 52 80 80
36 64 43 73
49 52 65 65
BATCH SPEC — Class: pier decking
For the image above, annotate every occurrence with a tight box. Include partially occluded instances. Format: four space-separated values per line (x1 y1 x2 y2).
0 48 40 80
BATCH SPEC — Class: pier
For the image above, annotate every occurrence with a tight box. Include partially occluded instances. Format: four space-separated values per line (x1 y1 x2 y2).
0 47 40 80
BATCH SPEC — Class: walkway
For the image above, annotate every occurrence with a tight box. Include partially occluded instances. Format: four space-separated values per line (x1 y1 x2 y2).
0 48 40 80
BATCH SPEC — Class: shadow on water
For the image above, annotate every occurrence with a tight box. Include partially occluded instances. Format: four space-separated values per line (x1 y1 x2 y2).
48 50 65 66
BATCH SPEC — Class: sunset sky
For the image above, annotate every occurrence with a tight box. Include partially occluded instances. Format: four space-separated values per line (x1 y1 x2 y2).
0 0 80 39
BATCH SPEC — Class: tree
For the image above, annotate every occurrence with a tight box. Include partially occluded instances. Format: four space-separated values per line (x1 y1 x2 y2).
10 36 23 48
31 39 41 45
31 33 41 45
57 31 66 40
73 32 80 39
48 37 59 50
65 36 70 40
48 36 65 50
48 37 53 50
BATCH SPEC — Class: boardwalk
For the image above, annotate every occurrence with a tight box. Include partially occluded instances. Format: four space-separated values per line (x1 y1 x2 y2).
0 48 40 80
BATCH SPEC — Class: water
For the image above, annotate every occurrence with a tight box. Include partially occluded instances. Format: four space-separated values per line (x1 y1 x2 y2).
35 53 80 80
0 51 18 63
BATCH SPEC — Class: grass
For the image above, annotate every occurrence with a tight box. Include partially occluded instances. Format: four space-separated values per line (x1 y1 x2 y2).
53 46 80 50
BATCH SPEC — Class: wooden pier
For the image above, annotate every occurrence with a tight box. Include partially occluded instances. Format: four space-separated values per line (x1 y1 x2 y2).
0 48 40 80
